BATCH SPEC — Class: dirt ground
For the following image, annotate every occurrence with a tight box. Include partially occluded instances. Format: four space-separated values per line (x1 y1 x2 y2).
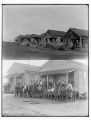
2 94 88 116
2 42 88 60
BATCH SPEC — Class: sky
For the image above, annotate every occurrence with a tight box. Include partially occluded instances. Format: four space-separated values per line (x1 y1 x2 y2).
3 5 88 42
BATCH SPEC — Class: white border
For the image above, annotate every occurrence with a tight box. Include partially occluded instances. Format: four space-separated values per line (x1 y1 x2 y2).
0 0 91 120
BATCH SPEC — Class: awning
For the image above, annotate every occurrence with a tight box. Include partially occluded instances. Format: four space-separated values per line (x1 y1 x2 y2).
39 68 78 75
26 68 78 76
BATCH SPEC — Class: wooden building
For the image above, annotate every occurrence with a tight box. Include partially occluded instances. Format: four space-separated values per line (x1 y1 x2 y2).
63 28 88 49
5 60 88 96
38 30 65 49
16 34 41 47
20 39 30 46
30 34 40 43
5 63 40 92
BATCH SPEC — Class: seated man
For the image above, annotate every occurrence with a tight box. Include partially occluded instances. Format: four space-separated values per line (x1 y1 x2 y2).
66 82 73 99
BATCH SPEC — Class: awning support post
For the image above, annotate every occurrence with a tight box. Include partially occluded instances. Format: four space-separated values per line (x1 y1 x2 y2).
66 72 69 84
47 75 48 90
79 36 82 48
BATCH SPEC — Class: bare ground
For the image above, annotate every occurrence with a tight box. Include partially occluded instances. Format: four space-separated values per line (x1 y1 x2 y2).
2 94 88 116
2 42 88 60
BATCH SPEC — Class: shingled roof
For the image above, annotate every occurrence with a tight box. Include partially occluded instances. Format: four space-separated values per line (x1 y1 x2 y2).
7 63 40 75
30 34 40 38
6 60 87 76
40 33 46 37
47 30 66 37
66 28 88 37
40 60 85 73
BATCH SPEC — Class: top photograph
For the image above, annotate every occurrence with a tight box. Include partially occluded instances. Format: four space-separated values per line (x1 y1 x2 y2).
2 4 89 60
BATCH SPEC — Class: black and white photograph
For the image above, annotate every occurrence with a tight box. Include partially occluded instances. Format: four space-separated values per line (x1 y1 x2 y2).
2 5 88 60
2 60 88 116
1 4 89 117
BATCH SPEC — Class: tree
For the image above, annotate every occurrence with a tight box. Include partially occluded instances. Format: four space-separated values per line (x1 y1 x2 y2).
15 35 25 45
25 34 31 41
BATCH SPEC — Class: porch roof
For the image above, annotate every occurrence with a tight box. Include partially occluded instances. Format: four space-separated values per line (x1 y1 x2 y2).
40 30 66 38
30 34 40 38
47 30 66 37
6 60 87 77
39 68 78 75
40 60 84 72
70 28 88 37
64 28 88 38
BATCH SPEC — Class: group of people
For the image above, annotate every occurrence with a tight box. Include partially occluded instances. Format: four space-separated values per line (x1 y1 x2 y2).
15 84 31 97
14 81 79 101
44 82 79 101
14 83 44 98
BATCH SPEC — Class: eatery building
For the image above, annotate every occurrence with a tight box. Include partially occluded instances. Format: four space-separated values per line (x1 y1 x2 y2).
39 30 65 49
63 28 88 49
5 60 88 96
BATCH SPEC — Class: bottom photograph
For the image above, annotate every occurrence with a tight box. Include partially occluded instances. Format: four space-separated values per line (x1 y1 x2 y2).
2 59 88 116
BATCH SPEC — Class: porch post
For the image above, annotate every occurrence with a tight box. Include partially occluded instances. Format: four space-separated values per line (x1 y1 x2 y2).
77 70 80 100
66 72 69 84
79 36 82 48
14 77 17 92
83 71 85 95
47 75 49 90
15 76 16 86
8 78 11 92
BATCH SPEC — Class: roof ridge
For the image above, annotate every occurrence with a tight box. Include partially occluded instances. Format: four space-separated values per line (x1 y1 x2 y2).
47 29 66 32
70 27 88 31
13 62 40 67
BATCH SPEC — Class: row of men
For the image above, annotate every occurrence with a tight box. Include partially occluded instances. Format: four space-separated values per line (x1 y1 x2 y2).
14 82 79 101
